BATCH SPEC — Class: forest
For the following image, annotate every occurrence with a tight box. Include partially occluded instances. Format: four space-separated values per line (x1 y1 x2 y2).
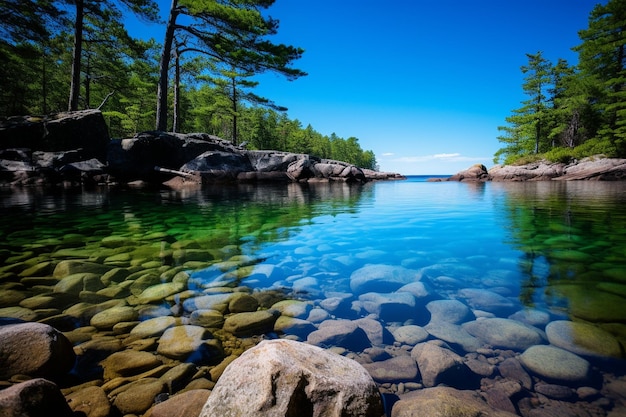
495 0 626 165
0 0 377 170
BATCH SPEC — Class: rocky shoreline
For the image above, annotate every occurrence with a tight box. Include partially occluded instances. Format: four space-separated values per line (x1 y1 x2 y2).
0 110 404 188
437 157 626 182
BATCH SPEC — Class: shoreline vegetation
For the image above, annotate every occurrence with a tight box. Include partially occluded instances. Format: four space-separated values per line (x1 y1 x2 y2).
494 1 626 168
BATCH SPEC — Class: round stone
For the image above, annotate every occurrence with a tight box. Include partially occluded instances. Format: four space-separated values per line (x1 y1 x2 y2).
392 325 429 345
463 318 544 351
426 299 474 324
520 345 590 384
546 320 623 359
90 306 138 329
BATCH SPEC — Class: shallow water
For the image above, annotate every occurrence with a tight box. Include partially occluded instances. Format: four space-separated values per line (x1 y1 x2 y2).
1 177 626 414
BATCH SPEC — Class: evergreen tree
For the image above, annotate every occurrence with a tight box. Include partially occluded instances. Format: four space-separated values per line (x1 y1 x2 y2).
66 0 159 111
575 0 626 154
155 0 305 131
495 52 553 163
0 0 64 44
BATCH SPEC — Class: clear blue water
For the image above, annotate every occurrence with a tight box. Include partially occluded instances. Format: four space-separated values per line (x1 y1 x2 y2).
1 177 626 412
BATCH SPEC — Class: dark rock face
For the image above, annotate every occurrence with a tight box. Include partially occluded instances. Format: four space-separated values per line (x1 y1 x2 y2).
0 110 404 186
0 110 109 161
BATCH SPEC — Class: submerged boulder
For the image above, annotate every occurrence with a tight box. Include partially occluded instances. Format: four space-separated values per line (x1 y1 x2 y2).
200 339 384 417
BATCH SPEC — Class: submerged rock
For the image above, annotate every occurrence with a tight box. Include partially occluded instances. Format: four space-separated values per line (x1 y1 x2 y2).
156 325 223 363
199 339 384 417
519 345 591 384
350 264 420 294
463 318 544 351
546 320 623 359
391 386 517 417
411 342 477 389
307 319 373 351
222 310 280 336
362 354 419 383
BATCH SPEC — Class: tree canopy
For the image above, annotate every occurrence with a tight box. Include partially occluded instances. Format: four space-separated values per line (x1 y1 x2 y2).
0 0 377 170
495 0 626 165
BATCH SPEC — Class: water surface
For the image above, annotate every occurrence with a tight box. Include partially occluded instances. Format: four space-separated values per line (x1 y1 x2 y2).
1 177 625 414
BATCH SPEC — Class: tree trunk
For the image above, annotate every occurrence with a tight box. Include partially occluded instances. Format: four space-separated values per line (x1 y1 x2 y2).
232 75 237 145
68 0 84 111
156 0 179 132
41 46 48 114
173 49 180 133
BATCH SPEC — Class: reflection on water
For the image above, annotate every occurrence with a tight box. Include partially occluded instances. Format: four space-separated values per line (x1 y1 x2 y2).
0 178 625 415
497 181 626 323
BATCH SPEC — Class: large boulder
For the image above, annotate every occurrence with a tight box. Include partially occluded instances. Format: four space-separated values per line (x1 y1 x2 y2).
0 110 109 160
447 164 490 181
199 339 384 417
107 131 235 181
181 150 254 181
0 322 76 379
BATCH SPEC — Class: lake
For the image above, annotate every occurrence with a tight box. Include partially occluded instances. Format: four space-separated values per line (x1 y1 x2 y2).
1 177 625 415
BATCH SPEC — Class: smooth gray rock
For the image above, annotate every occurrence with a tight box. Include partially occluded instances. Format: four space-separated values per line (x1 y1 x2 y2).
350 264 421 294
358 292 417 322
463 318 544 351
411 342 477 388
392 325 429 346
457 288 518 315
424 321 482 353
426 299 474 324
307 319 372 351
362 354 419 383
199 339 384 417
520 345 591 384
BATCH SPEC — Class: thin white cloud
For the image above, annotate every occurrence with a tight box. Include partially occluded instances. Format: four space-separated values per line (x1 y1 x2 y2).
381 152 395 157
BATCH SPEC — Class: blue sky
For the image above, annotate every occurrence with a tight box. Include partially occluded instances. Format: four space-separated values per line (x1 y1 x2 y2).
132 1 603 175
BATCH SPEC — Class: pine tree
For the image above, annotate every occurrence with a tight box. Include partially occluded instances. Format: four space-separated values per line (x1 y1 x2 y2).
495 52 553 163
155 0 305 131
575 0 626 154
66 0 159 111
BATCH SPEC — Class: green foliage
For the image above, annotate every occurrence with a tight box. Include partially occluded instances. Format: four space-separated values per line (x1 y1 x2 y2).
0 0 378 169
496 0 626 164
